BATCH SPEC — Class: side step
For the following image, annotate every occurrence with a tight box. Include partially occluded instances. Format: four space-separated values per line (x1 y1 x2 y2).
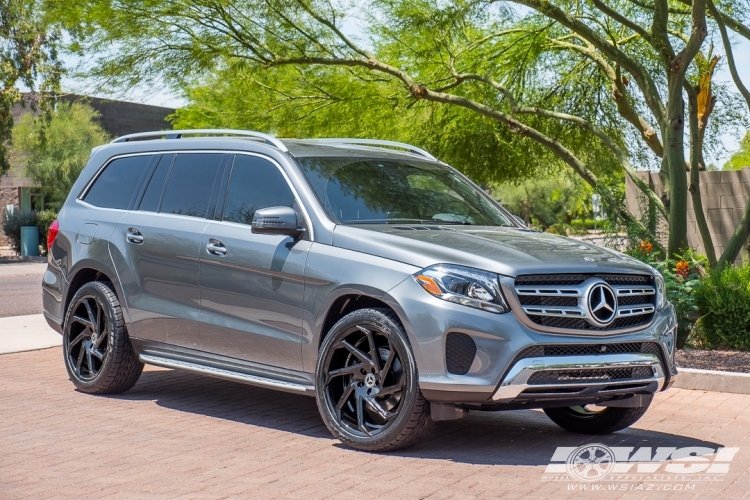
139 354 315 396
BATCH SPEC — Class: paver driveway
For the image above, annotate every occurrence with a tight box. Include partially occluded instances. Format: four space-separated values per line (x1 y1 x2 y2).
2 347 750 499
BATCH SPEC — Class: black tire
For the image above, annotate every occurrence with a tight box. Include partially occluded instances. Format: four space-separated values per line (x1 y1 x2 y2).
62 281 143 394
543 404 650 434
315 308 433 452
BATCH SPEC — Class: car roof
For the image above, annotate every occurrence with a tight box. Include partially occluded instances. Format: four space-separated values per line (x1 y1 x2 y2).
100 130 440 163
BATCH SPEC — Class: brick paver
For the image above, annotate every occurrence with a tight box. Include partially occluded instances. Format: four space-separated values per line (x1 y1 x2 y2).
2 348 750 499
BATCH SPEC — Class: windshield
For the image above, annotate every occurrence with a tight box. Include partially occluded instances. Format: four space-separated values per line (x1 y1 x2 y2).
296 157 514 226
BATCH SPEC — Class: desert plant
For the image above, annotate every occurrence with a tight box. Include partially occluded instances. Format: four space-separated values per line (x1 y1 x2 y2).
1 209 37 254
695 265 750 350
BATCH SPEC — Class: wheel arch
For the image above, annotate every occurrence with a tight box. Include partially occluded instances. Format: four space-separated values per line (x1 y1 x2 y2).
63 260 125 324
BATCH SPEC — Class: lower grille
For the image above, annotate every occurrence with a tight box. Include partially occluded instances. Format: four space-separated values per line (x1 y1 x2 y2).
527 366 654 385
445 332 476 375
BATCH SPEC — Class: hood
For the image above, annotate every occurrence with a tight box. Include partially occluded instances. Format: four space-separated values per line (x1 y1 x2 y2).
332 224 654 277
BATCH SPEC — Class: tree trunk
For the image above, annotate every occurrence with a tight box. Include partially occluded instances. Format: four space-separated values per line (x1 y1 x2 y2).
665 75 689 256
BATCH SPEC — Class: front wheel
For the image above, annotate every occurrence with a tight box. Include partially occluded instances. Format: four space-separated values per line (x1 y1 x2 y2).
544 404 650 434
315 308 433 452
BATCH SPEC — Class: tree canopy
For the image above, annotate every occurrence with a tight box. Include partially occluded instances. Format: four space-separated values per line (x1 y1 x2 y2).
11 101 110 209
1 0 63 175
52 0 750 264
724 132 750 171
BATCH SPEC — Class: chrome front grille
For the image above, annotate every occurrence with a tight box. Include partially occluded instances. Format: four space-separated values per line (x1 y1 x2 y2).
513 274 656 332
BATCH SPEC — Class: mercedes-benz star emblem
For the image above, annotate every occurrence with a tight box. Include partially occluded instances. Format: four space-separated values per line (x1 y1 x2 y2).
587 283 617 326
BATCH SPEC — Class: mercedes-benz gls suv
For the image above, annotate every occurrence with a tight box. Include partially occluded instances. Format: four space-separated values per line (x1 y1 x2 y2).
42 130 678 451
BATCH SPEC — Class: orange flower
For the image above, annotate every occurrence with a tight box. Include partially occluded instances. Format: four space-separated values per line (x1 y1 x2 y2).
638 240 653 254
675 260 690 279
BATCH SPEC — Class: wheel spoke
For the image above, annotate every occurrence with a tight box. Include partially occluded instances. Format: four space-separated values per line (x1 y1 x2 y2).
325 364 363 386
68 330 89 348
364 396 396 421
355 395 371 436
90 348 104 360
339 341 374 368
71 314 94 329
86 348 95 375
378 375 405 397
379 345 395 387
83 300 98 333
335 381 356 411
356 326 380 376
75 347 85 371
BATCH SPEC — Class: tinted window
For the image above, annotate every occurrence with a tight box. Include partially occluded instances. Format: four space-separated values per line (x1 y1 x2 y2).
138 154 174 212
223 156 296 225
160 154 223 218
297 157 513 226
84 155 153 209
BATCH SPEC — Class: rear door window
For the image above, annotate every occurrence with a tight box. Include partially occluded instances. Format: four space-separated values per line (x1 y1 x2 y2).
223 155 296 225
83 155 154 209
138 154 174 212
159 153 224 218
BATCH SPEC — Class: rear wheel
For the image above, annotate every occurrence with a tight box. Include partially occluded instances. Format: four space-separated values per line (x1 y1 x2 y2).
544 404 650 434
63 281 143 394
315 308 432 451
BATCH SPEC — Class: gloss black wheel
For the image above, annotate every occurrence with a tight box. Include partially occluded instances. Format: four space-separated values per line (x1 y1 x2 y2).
544 403 651 434
315 308 432 451
63 281 143 394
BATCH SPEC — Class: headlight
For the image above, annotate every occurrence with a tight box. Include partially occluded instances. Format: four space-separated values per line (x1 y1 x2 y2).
414 264 509 314
655 273 667 309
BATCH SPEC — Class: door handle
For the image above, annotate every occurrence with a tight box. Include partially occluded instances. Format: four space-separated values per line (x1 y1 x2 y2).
126 228 144 244
206 239 227 256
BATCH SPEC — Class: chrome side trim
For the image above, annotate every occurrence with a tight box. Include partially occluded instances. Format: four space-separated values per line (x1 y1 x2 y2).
491 353 665 401
139 354 315 395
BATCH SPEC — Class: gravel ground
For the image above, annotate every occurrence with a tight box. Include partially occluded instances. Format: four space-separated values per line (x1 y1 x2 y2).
676 349 750 373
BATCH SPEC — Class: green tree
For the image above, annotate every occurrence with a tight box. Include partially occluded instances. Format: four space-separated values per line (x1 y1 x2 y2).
12 101 110 209
724 132 750 171
53 0 750 265
1 0 63 175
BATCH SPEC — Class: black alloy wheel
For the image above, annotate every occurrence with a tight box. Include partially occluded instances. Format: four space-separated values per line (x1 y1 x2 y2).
544 403 651 434
63 281 143 394
316 308 432 451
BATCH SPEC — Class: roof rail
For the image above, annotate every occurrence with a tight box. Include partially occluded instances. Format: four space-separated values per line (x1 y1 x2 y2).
110 129 289 152
307 138 438 161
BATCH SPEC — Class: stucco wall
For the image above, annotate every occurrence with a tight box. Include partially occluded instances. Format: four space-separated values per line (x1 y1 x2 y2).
625 168 750 263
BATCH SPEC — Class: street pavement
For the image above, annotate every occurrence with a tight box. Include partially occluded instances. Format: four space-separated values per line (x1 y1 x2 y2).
2 347 750 499
0 263 46 318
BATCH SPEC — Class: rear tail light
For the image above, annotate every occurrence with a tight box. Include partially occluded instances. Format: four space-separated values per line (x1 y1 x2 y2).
47 219 59 250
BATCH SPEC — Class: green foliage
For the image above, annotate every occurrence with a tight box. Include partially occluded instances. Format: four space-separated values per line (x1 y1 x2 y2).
1 0 63 175
11 102 110 210
1 208 37 254
630 250 706 348
36 209 56 254
491 174 592 230
723 132 750 171
695 264 750 350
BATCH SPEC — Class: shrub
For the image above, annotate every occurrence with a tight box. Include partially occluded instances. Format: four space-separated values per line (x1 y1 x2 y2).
629 247 706 348
695 265 750 350
1 209 37 254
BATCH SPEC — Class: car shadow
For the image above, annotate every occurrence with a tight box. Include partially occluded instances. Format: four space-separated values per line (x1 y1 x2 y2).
107 369 722 466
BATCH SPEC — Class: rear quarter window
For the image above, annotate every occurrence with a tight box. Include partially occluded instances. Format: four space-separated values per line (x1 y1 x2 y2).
83 155 154 209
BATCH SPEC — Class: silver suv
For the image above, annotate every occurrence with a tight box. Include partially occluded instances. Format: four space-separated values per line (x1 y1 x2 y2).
42 129 678 451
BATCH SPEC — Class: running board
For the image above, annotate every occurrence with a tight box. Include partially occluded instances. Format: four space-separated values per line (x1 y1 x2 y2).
139 354 315 396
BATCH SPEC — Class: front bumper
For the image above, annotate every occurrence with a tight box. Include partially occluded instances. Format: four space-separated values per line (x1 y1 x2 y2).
386 276 678 407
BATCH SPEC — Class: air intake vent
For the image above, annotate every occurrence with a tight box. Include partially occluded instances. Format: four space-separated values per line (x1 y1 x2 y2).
445 332 476 375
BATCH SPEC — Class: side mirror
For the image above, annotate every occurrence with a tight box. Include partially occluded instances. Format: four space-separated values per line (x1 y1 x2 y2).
251 206 305 238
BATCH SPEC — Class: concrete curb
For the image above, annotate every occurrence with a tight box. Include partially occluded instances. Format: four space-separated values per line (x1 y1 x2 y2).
673 367 750 395
0 314 61 354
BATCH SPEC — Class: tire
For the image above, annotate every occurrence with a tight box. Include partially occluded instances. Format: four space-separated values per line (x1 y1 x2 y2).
62 281 143 394
315 308 433 451
543 403 650 434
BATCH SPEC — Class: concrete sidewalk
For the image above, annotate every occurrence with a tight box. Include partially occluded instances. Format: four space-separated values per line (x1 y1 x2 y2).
0 314 61 354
